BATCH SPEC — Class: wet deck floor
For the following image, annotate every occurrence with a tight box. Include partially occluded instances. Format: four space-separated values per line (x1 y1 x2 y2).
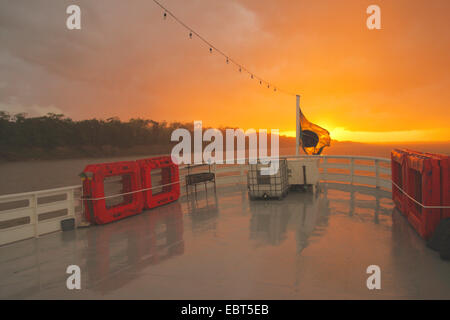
1 183 449 299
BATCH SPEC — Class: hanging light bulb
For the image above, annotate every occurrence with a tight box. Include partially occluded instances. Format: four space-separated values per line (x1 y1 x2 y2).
153 3 294 98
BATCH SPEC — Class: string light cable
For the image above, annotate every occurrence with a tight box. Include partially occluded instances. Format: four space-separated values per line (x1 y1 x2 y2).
151 0 298 97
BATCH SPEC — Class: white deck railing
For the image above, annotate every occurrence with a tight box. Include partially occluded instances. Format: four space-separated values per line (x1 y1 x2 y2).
0 185 79 246
188 155 392 190
0 155 391 246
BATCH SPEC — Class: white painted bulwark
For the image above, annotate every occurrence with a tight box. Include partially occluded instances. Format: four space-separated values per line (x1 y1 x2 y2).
0 186 80 246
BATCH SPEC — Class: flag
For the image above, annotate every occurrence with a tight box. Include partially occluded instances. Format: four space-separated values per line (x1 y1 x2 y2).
299 109 331 155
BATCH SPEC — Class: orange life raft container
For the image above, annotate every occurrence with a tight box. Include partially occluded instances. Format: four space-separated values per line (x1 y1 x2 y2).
392 149 449 240
81 161 144 224
137 156 180 210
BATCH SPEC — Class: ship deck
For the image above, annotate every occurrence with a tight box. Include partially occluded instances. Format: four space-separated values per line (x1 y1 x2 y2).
1 182 449 299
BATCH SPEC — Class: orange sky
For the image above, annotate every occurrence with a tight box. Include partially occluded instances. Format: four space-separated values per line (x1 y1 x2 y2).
1 0 449 142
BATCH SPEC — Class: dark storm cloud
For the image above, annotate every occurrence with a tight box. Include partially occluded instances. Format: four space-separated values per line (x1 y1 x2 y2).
0 0 258 118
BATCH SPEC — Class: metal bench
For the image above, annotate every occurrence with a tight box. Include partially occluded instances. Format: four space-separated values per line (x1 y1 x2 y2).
185 164 216 198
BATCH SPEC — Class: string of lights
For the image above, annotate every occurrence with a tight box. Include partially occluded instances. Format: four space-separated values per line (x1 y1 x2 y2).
152 0 298 97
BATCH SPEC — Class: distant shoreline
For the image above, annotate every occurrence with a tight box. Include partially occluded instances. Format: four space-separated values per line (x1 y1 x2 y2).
2 113 448 162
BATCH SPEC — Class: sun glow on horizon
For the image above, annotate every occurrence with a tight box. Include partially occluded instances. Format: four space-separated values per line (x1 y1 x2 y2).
279 127 450 143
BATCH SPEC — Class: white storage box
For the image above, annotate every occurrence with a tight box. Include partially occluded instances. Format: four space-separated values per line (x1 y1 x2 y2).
287 158 320 193
247 159 289 200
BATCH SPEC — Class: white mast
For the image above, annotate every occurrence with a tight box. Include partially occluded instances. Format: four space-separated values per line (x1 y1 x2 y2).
296 95 300 155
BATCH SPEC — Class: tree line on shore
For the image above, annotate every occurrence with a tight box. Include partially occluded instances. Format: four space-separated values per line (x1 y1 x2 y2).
0 112 196 160
0 112 195 148
0 112 294 161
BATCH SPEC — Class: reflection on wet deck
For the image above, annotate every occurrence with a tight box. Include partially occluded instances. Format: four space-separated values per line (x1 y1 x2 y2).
0 183 449 299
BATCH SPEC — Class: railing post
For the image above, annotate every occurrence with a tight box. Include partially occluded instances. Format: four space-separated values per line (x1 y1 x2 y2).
350 158 354 185
32 194 38 238
322 157 327 180
375 159 380 189
67 190 72 217
68 188 75 222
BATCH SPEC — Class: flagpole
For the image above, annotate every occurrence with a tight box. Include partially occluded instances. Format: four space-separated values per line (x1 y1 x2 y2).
296 95 300 155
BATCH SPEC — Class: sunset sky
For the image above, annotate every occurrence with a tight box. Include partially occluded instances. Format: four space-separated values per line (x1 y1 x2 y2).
0 0 449 142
